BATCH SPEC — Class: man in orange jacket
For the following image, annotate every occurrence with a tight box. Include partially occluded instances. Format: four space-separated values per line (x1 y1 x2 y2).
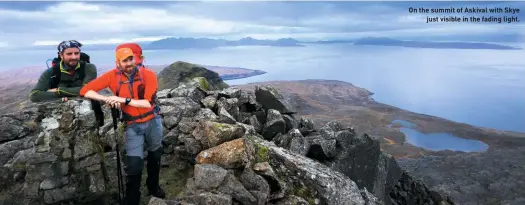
80 45 165 205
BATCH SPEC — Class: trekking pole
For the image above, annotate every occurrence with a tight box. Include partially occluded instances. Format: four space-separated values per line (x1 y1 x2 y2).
111 108 125 205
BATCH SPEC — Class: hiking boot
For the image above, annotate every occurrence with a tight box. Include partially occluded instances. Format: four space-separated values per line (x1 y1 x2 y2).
146 148 165 198
125 174 142 205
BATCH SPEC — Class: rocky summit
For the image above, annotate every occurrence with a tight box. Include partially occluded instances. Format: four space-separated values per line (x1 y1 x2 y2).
0 65 454 205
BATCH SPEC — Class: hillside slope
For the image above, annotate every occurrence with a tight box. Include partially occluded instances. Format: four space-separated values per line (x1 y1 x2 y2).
236 79 525 204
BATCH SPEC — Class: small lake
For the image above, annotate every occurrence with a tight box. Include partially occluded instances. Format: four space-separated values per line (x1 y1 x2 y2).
389 120 489 152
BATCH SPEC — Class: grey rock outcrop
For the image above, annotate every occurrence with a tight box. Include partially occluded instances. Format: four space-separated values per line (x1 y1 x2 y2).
1 68 453 205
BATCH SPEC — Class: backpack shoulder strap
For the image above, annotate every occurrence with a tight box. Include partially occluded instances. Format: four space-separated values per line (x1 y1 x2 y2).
138 67 146 85
49 63 61 88
115 69 123 97
78 62 86 80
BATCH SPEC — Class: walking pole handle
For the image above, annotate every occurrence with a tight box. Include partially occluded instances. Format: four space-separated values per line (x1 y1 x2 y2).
111 108 120 129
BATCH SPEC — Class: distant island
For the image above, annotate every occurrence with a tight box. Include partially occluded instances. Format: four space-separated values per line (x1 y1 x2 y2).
351 37 522 50
26 36 521 51
144 37 303 50
29 37 304 51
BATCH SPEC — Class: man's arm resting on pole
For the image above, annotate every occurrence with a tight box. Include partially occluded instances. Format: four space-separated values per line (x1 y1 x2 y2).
106 68 157 108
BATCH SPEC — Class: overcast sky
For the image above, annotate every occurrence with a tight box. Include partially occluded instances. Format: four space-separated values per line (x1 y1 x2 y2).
0 1 523 48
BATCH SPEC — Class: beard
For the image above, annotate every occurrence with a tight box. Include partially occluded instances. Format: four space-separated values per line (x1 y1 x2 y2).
65 59 78 67
119 63 135 73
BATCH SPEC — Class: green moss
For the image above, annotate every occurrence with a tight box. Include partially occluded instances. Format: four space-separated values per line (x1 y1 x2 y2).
293 185 316 205
87 131 107 164
211 122 229 131
193 77 210 91
139 163 192 204
255 144 269 163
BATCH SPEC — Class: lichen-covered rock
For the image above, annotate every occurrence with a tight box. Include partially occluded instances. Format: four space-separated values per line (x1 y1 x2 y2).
244 135 380 205
193 164 229 190
195 108 219 122
201 95 217 110
196 138 246 169
169 81 206 103
192 121 245 149
180 192 232 205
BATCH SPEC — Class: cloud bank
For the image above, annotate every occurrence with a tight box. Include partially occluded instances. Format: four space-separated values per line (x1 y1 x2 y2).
0 1 523 48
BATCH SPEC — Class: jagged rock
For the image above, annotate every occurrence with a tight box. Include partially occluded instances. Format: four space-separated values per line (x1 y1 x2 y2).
196 138 246 169
272 128 306 155
159 97 201 118
288 130 309 156
389 172 454 205
0 116 28 143
163 115 182 130
0 167 14 191
180 192 232 205
298 117 316 136
169 81 206 103
218 174 258 205
178 117 198 134
217 97 240 121
148 197 168 205
239 168 270 205
218 87 242 99
193 164 229 190
201 95 217 110
236 122 257 135
218 107 236 124
192 121 245 149
244 135 380 205
43 185 76 204
252 162 287 200
327 131 401 204
282 115 298 133
262 109 286 140
244 115 262 133
164 128 180 147
254 85 295 114
195 108 218 122
0 136 35 165
271 195 309 205
305 135 337 161
157 89 172 99
254 110 267 125
181 135 202 155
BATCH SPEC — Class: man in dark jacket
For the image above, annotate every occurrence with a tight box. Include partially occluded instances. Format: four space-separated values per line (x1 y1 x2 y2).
29 40 97 102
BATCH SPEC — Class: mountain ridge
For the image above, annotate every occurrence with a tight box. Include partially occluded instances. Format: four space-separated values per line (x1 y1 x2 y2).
20 36 522 51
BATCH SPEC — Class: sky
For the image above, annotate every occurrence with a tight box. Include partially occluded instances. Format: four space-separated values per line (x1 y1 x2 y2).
0 1 524 48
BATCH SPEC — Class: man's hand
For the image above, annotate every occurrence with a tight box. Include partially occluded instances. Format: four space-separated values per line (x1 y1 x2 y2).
47 88 57 92
103 96 123 109
107 96 124 103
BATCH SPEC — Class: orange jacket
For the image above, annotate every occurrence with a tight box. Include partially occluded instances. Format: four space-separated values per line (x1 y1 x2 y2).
80 66 158 123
